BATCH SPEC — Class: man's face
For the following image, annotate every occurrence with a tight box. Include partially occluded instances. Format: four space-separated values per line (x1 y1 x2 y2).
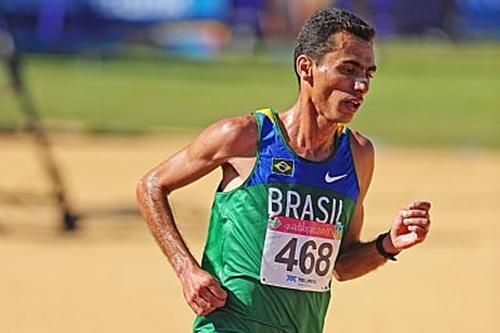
309 32 376 123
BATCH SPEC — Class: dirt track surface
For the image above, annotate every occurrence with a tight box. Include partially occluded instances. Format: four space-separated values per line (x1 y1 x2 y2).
1 134 499 333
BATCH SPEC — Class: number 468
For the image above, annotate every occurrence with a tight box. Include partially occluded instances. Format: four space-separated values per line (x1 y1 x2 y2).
274 238 334 277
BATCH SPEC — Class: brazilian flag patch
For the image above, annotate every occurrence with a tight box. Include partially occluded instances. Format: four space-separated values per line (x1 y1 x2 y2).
272 158 294 176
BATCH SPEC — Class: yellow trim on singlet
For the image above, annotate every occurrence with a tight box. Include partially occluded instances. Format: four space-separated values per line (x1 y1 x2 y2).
336 123 347 135
256 108 275 123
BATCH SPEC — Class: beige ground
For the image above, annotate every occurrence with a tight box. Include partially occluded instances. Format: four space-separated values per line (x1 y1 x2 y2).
1 133 499 333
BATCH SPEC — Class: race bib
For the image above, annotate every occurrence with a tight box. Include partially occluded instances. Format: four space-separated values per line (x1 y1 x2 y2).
260 216 343 292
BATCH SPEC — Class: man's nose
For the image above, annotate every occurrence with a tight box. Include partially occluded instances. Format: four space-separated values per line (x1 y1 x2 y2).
354 77 369 94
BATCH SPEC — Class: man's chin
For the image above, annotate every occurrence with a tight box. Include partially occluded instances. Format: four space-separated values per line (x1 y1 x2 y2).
331 111 355 124
318 106 356 124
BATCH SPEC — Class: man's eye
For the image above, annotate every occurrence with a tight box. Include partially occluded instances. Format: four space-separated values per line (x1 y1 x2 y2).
341 67 355 75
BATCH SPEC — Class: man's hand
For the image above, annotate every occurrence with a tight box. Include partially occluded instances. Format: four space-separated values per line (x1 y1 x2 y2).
383 201 432 254
180 265 227 316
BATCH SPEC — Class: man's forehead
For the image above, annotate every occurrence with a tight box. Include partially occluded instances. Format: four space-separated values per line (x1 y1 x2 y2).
330 31 373 47
325 31 375 67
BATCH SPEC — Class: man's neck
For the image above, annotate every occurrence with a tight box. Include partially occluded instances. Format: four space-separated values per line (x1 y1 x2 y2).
278 98 340 162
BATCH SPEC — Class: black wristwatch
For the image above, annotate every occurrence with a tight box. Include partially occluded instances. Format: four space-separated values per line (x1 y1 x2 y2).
375 232 399 261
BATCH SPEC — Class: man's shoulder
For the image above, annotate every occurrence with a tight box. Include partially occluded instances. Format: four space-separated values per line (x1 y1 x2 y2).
201 114 258 159
349 129 374 159
212 114 257 136
209 114 257 144
348 129 375 191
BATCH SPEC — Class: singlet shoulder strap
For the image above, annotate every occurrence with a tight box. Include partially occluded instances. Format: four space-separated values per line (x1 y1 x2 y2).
253 108 278 149
254 108 274 123
333 124 353 161
336 124 349 146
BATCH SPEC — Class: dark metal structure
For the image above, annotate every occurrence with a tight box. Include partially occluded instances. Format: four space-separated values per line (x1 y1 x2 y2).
0 20 78 231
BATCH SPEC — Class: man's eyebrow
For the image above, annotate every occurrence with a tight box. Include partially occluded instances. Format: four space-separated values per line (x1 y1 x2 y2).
341 60 377 72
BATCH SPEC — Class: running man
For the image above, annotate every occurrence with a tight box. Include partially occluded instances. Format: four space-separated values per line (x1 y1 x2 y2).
137 8 432 333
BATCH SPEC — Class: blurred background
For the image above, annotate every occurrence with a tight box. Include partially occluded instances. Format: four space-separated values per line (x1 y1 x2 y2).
1 1 499 333
1 0 499 144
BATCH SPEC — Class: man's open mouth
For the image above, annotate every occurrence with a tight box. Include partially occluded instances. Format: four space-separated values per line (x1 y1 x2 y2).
343 99 363 112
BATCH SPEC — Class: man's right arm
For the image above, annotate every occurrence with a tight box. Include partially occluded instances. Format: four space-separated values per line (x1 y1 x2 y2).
136 115 257 316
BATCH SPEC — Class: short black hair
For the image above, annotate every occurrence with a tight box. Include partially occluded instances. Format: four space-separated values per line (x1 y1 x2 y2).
293 8 375 84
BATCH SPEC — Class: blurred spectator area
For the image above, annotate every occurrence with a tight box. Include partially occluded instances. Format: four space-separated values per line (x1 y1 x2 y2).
0 0 499 58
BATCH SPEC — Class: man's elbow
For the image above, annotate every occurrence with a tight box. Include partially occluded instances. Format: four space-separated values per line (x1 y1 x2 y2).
333 267 350 282
333 244 361 282
136 173 156 202
136 172 171 202
136 176 148 203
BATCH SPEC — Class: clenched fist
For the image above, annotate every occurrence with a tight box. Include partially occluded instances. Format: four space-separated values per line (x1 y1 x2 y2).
180 265 227 316
383 201 432 254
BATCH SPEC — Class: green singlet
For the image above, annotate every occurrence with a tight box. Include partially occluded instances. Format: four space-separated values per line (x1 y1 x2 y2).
193 109 359 333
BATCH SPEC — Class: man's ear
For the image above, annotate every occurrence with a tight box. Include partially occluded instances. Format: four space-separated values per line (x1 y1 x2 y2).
296 55 314 87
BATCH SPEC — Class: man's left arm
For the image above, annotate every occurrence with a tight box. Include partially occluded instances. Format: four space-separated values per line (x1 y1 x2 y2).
333 131 431 281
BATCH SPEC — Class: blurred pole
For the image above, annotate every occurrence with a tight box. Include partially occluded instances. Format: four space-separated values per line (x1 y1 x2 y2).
0 20 78 231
